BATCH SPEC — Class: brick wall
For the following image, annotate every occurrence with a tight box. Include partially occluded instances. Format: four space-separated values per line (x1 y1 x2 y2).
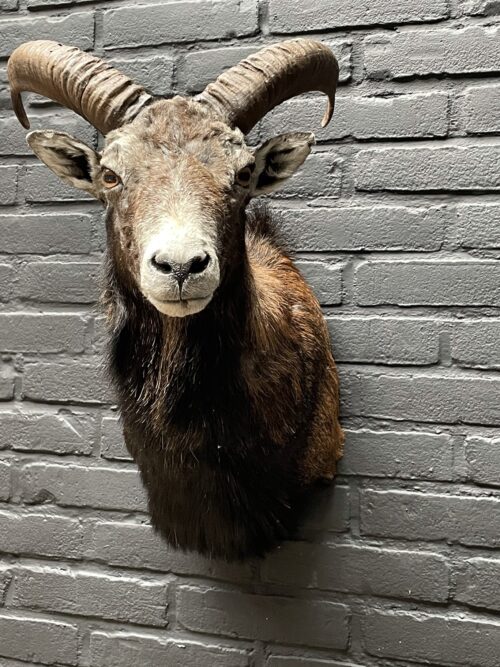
0 0 499 665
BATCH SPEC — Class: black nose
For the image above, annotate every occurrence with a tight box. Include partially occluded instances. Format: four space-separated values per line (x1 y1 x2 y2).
151 252 211 285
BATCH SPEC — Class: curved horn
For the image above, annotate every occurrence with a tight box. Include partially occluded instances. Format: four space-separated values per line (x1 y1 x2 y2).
8 40 153 135
195 39 339 136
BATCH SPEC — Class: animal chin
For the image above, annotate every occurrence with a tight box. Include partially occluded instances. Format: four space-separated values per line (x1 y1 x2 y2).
147 294 213 317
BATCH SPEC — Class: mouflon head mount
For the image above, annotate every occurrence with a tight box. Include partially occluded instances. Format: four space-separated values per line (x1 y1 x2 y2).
8 38 344 560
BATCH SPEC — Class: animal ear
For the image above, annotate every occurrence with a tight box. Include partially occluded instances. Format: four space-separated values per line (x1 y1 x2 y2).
27 130 101 197
252 131 315 195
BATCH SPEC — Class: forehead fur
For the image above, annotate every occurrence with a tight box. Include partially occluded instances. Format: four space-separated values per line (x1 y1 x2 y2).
102 97 251 172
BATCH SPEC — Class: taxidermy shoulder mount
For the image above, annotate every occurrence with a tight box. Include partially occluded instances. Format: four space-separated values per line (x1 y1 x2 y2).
8 38 344 560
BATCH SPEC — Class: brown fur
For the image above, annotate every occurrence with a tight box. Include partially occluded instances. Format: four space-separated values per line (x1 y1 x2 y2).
104 201 344 559
244 222 343 478
30 96 344 559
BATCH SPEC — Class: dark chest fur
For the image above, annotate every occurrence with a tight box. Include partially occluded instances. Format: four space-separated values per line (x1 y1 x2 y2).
105 212 324 560
108 285 316 560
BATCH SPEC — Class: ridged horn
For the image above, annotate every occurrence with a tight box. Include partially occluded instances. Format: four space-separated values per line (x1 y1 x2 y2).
195 38 339 136
7 40 153 135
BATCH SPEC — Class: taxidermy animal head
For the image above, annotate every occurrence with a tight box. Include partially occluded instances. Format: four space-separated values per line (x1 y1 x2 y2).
8 39 344 560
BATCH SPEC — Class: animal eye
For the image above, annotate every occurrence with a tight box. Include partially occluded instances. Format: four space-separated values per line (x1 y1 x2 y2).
102 168 121 189
235 166 253 187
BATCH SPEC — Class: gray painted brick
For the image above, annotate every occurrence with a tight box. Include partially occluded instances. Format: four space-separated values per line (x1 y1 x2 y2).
89 520 252 582
355 260 500 306
269 0 448 32
0 67 11 110
0 13 94 58
339 429 454 480
0 568 12 604
365 26 500 79
90 632 251 667
0 565 12 605
0 115 95 156
26 0 100 5
0 510 85 560
17 261 99 304
262 542 450 602
456 557 500 611
103 0 258 50
177 586 350 650
177 40 352 94
245 40 349 91
178 45 269 94
25 164 92 203
11 566 168 627
0 313 86 354
0 461 11 501
0 613 78 666
276 205 447 252
462 0 500 14
0 659 60 667
296 260 343 305
19 462 147 512
0 0 19 9
89 315 107 354
276 152 342 199
451 320 500 369
267 659 363 667
101 415 131 461
328 316 439 365
296 485 350 536
0 659 59 667
460 84 500 135
457 203 500 249
261 92 449 141
356 145 500 192
26 0 99 6
107 55 175 97
0 213 94 255
0 264 15 303
0 410 94 455
0 166 17 205
22 361 112 404
363 611 500 667
341 368 500 426
465 435 500 487
360 489 500 547
0 362 15 401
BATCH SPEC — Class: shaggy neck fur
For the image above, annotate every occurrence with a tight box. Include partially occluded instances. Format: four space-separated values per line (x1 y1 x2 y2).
108 249 251 441
104 206 342 560
103 207 311 559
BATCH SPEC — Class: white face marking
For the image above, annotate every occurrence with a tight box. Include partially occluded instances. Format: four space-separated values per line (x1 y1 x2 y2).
139 215 220 318
141 214 217 261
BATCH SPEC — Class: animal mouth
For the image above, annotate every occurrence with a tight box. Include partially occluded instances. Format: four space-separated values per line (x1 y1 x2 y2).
161 295 212 304
146 292 214 317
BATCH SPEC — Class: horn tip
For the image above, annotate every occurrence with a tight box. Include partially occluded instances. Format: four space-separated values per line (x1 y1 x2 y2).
321 99 334 128
11 91 30 129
